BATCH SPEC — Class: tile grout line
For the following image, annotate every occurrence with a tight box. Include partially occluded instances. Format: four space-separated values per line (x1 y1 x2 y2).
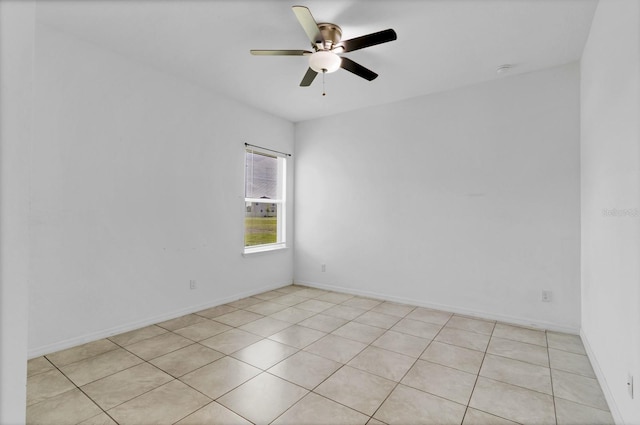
25 356 57 380
546 330 559 425
238 288 363 423
171 300 319 424
88 311 272 423
367 310 452 423
456 322 550 424
275 303 420 424
40 353 122 424
459 320 494 425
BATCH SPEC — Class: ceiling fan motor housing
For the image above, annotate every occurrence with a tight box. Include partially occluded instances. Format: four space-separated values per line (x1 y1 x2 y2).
317 23 342 50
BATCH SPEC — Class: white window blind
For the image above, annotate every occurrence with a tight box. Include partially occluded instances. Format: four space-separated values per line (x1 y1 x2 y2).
244 147 286 252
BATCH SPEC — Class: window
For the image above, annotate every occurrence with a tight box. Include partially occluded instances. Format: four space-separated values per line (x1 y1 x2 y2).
244 148 286 252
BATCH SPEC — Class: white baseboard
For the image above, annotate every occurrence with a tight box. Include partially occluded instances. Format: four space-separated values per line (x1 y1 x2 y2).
28 280 292 359
580 329 624 425
31 278 582 359
295 279 580 334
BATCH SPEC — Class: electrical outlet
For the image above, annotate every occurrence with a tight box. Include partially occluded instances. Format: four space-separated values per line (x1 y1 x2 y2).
541 290 552 302
628 374 634 399
321 264 326 272
189 280 196 290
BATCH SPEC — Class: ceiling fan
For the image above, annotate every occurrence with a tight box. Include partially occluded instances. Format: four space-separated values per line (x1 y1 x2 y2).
250 5 397 89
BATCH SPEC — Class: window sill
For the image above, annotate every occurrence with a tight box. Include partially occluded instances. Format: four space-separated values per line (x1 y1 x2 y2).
243 243 288 256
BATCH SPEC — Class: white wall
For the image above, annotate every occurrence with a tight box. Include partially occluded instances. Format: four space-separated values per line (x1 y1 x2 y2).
0 1 34 421
29 25 294 356
580 0 640 423
295 63 581 332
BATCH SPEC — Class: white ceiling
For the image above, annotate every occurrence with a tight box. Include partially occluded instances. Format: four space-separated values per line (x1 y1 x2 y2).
36 0 598 122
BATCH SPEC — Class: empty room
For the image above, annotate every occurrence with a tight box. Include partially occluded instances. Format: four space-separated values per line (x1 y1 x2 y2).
1 0 639 424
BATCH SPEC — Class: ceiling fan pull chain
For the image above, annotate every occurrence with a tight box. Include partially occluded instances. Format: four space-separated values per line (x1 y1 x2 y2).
322 69 326 96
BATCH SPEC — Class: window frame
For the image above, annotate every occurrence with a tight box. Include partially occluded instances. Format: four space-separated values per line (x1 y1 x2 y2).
243 146 287 254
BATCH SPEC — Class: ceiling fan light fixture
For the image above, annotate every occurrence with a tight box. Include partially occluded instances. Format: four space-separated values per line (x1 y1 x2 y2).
309 51 341 73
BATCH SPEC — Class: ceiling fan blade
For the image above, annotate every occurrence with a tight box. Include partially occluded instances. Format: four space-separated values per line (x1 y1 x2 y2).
300 68 318 86
292 6 325 46
250 50 312 56
340 57 378 81
340 29 397 53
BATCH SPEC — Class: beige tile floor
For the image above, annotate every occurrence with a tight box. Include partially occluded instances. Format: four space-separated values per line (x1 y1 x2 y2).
26 285 615 425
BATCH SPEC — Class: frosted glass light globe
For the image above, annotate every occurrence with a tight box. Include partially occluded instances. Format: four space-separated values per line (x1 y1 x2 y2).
309 51 341 73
